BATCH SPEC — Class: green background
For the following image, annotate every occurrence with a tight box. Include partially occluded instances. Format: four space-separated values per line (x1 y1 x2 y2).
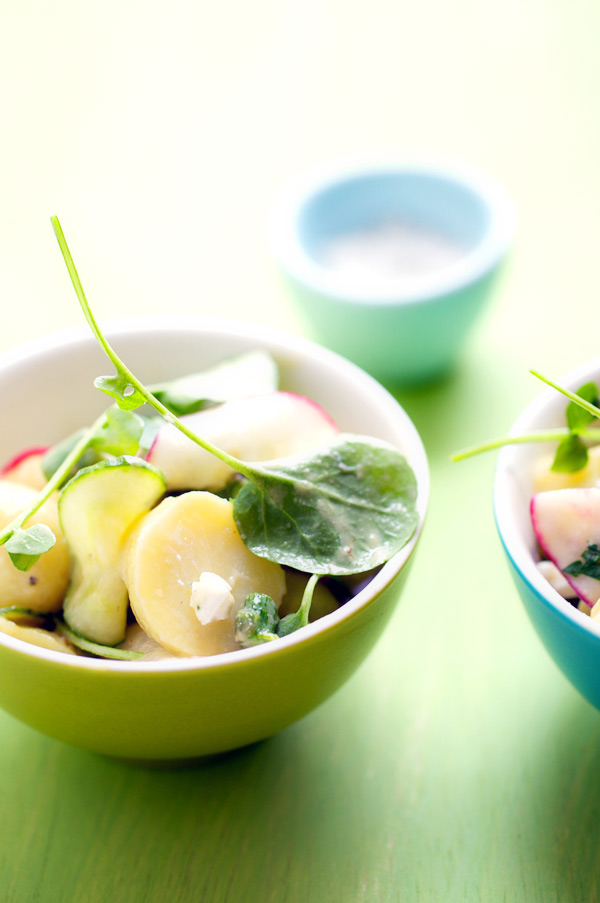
2 1 600 900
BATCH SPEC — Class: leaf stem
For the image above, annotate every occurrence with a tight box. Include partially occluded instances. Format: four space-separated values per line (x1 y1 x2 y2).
452 429 574 462
50 216 256 481
530 370 600 420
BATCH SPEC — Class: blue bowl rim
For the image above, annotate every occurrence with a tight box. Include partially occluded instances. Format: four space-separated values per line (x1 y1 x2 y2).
269 157 515 306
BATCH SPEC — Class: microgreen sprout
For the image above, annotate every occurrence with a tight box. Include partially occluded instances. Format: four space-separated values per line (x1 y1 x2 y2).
48 216 419 576
452 371 600 474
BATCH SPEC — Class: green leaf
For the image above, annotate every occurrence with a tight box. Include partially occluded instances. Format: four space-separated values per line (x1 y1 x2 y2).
551 434 589 473
42 429 91 481
5 524 56 571
51 218 421 577
566 382 600 432
88 406 144 455
150 351 279 416
94 374 146 410
233 435 419 575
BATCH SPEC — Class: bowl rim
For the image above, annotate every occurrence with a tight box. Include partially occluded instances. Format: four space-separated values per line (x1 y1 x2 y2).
0 316 430 673
269 156 515 306
493 356 600 641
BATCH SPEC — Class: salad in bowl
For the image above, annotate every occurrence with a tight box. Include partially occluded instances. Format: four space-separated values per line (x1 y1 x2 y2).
0 219 429 760
459 362 600 710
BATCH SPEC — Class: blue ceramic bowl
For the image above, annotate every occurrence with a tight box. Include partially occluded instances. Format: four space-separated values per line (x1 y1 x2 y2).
494 357 600 709
270 159 514 385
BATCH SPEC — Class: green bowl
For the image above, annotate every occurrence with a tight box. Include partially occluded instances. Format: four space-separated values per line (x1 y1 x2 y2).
0 319 429 761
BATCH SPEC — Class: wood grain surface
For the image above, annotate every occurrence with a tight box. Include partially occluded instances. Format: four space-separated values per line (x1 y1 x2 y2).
1 1 600 900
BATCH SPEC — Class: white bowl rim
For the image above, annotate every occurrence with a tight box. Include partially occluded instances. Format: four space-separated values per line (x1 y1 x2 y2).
0 316 430 673
269 156 515 306
493 356 600 641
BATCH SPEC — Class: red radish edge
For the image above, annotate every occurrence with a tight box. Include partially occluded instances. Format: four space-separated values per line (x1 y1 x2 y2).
0 446 49 475
530 495 593 608
146 392 339 461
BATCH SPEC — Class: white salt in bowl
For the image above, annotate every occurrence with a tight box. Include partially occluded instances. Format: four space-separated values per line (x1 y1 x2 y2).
270 159 514 385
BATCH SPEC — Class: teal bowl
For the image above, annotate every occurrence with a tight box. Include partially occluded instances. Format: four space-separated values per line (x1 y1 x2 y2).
494 358 600 709
0 319 429 760
270 160 514 385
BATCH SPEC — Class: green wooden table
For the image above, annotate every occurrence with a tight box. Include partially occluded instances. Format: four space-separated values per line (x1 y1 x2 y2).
2 1 600 900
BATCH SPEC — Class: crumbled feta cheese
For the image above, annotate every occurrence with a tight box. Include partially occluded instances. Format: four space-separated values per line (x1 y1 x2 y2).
190 573 235 625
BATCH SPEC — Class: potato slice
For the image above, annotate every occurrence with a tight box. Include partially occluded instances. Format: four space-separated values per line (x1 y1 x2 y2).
0 617 76 654
123 491 286 657
119 622 180 661
0 481 69 613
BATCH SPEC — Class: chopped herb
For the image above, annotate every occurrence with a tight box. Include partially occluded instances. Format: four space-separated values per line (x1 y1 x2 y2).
234 593 279 646
234 574 321 647
563 543 600 580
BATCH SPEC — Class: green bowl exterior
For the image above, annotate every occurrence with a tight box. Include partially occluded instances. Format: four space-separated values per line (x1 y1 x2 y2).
0 320 428 760
0 560 415 761
285 268 501 385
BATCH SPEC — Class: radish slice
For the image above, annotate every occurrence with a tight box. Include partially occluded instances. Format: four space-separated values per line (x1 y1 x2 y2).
531 488 600 607
147 391 339 491
0 447 49 490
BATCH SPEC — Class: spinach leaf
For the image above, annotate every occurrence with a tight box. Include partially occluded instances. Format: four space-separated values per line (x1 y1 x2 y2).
233 436 418 575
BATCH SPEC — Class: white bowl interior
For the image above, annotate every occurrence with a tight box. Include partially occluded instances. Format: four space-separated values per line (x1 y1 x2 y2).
0 317 430 671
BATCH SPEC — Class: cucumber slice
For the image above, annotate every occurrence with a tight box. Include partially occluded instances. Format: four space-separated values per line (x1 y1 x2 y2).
58 455 166 645
56 619 143 661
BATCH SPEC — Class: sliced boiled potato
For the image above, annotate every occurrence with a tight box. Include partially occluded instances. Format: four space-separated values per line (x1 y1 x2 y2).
0 481 70 613
119 622 180 661
123 490 286 657
532 445 600 493
0 616 76 654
